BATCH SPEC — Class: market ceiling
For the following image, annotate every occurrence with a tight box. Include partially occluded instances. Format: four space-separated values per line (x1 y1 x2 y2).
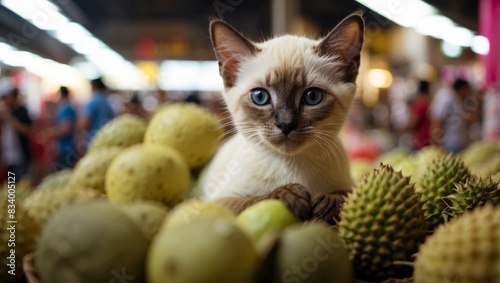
0 0 479 64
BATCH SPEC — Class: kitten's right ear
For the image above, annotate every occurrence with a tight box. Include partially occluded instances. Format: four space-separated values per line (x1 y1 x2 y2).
210 20 258 88
317 11 365 83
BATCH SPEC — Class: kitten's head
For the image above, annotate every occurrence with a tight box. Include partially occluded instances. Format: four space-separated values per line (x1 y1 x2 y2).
210 12 364 155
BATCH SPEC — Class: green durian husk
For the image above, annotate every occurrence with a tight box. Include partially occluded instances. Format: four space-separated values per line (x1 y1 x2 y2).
442 176 500 220
339 164 426 281
419 154 471 232
414 205 500 283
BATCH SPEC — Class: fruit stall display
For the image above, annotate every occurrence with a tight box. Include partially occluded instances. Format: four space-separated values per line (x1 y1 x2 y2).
0 102 499 283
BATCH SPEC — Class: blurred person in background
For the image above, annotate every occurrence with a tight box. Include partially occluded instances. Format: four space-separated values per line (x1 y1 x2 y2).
124 93 147 119
156 89 169 105
400 80 432 150
41 86 78 170
430 78 472 153
0 87 33 181
79 78 115 149
185 91 201 105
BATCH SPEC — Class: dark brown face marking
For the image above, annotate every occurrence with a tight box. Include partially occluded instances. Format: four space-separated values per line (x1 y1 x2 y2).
239 65 337 146
265 66 308 135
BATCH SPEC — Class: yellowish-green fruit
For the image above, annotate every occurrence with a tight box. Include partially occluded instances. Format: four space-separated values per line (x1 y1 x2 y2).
414 205 500 283
88 114 147 151
375 148 415 177
460 140 500 167
375 147 410 165
37 169 72 191
70 147 122 193
442 176 499 220
36 201 149 283
266 223 352 283
162 199 235 231
350 159 373 185
236 199 299 242
144 103 223 168
23 186 103 227
339 164 426 281
469 156 500 179
106 144 190 207
147 217 258 283
118 201 169 240
394 157 417 178
1 194 40 283
419 154 471 231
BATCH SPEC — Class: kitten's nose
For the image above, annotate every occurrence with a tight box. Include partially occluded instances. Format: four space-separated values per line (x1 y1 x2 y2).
275 108 298 136
275 121 297 136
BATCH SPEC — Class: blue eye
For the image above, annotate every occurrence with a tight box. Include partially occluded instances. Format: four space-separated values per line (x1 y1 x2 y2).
302 88 323 105
250 89 271 105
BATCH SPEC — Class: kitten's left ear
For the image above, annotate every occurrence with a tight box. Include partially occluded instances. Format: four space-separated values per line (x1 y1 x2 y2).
210 19 259 88
317 12 365 83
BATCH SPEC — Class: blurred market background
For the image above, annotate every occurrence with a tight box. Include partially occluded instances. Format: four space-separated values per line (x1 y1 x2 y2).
0 0 498 185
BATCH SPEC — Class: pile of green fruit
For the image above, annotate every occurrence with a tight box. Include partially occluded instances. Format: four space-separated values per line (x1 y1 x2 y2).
1 103 499 283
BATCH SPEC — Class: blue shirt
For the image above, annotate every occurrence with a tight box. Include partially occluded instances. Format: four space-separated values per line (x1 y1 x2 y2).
84 92 115 145
56 100 76 156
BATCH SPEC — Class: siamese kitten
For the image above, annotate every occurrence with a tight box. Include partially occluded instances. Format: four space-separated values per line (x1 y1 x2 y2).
200 12 364 222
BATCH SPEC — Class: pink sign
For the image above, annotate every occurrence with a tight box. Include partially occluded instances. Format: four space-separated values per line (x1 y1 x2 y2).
480 0 500 87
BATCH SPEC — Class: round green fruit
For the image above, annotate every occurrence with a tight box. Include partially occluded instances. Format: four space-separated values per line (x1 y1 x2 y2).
88 114 147 151
266 223 352 283
118 201 169 240
106 144 190 207
147 217 258 283
144 103 223 168
36 201 149 283
237 199 299 242
162 199 235 231
70 147 122 193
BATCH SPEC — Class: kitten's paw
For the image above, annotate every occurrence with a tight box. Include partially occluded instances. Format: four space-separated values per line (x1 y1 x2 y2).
269 183 312 221
311 192 346 225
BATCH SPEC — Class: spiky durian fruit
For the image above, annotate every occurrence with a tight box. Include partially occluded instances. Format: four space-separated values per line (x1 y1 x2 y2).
419 154 471 232
339 164 426 281
410 145 446 184
414 205 500 283
442 176 499 220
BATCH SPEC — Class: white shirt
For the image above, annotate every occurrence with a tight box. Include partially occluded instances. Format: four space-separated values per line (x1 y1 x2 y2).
1 122 23 165
430 87 468 149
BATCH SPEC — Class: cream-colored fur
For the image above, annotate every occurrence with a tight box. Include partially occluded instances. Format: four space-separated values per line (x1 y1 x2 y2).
200 133 353 200
200 34 356 200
